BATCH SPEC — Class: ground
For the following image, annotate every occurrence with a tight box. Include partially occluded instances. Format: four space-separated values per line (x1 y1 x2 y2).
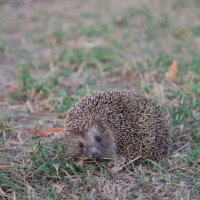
0 0 200 199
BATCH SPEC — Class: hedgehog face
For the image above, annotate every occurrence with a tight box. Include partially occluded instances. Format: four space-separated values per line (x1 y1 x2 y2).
66 119 116 160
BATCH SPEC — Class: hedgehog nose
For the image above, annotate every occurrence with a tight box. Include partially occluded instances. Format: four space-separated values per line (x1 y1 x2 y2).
92 151 101 160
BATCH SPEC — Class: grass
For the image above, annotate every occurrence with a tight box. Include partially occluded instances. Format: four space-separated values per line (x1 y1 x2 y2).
0 0 200 199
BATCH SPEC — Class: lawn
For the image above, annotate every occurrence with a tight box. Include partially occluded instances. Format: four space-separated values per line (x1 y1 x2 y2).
0 0 200 199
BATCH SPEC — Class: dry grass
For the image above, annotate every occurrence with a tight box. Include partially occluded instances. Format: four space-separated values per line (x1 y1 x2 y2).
0 0 200 199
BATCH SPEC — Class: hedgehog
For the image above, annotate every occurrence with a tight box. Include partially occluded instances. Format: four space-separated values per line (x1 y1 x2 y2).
64 89 170 162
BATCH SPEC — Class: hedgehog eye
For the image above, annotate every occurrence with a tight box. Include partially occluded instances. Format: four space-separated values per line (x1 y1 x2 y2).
79 142 83 148
95 135 101 142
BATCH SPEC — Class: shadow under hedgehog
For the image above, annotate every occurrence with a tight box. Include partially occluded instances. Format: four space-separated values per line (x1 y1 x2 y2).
64 89 170 162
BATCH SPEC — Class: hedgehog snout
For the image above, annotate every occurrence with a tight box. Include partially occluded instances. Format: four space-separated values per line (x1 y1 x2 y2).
88 147 101 160
91 151 101 160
